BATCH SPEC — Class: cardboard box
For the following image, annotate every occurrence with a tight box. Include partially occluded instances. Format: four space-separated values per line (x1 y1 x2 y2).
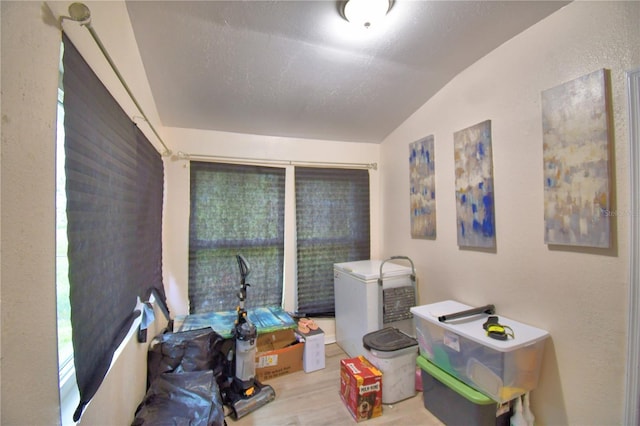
340 356 383 422
295 327 325 373
255 328 304 382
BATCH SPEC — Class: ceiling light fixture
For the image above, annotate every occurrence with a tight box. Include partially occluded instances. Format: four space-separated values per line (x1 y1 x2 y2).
342 0 391 29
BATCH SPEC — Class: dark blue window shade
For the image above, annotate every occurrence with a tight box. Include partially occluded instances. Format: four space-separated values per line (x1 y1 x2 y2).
62 34 166 421
188 162 285 313
295 167 371 316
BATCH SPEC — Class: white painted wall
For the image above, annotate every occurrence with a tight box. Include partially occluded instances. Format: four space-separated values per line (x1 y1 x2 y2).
380 2 640 425
163 128 382 316
1 2 61 424
77 303 167 426
162 128 381 341
1 2 168 425
2 1 639 425
1 2 378 423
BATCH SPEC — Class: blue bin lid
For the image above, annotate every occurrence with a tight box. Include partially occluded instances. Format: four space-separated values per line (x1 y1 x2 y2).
363 327 417 352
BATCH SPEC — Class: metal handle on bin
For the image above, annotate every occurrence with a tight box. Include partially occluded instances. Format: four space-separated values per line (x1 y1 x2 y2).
437 304 495 322
378 256 416 286
377 256 417 328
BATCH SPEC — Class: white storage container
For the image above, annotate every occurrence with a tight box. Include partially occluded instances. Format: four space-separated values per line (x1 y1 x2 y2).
410 300 549 403
295 327 325 373
363 327 418 404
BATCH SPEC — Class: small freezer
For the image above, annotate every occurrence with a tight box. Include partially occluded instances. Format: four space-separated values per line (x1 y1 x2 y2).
411 300 549 403
334 260 415 358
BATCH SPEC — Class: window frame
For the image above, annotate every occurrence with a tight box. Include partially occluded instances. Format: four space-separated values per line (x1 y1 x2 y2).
186 162 371 316
56 58 80 424
294 167 371 315
59 34 167 422
187 161 287 313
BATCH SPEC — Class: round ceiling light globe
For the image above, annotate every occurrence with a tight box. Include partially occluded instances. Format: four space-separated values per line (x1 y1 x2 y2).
343 0 390 29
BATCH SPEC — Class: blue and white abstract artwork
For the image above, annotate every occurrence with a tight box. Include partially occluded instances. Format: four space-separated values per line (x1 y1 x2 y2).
454 120 496 248
409 135 436 239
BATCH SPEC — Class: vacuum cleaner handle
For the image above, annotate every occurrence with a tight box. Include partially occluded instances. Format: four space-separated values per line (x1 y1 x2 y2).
236 254 251 307
438 304 495 322
237 254 251 282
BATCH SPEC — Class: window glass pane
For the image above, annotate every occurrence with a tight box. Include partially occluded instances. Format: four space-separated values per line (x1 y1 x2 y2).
56 89 73 372
189 162 285 313
295 167 370 315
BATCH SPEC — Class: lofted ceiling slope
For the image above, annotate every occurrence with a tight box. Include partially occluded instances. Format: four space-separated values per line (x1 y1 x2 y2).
124 1 570 143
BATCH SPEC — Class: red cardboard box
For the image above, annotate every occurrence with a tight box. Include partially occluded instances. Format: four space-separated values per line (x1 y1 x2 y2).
340 356 383 422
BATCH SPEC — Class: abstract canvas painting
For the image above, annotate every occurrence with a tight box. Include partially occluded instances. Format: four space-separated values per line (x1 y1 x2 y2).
542 69 611 248
409 135 436 239
454 120 496 248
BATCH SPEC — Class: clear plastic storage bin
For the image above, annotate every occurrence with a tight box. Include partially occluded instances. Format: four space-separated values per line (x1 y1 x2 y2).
410 300 549 403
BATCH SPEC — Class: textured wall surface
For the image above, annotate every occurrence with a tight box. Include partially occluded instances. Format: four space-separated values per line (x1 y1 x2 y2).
1 3 169 424
380 2 639 424
1 2 61 424
3 1 638 425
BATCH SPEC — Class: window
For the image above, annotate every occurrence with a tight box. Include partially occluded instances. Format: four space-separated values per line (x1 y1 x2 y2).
295 168 371 315
189 162 286 313
188 164 371 316
61 34 166 421
56 73 74 391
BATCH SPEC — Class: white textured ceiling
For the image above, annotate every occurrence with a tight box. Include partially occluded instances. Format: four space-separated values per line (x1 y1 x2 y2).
125 1 569 143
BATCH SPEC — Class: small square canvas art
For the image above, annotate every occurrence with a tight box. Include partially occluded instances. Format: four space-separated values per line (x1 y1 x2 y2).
454 120 496 249
409 135 436 239
542 69 611 248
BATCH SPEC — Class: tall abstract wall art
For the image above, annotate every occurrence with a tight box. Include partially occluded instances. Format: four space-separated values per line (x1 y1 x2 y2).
454 120 496 249
541 69 611 248
409 135 436 239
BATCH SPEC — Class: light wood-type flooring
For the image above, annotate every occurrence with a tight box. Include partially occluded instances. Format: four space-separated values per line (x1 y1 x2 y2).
229 343 444 426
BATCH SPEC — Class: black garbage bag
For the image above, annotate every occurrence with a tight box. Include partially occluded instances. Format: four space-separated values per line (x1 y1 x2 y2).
147 327 228 387
131 370 226 426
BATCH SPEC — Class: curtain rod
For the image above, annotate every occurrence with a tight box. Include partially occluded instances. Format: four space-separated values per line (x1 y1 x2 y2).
173 151 378 171
60 3 172 157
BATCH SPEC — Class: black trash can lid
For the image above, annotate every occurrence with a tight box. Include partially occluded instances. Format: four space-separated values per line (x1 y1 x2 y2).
363 327 417 352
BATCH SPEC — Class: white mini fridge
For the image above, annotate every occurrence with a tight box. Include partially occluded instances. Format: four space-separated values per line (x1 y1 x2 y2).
334 259 416 358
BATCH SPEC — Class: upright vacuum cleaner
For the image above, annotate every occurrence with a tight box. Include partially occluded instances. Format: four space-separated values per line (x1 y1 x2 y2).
223 254 276 419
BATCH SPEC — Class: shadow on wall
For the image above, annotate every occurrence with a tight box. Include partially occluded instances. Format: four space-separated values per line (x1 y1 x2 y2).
535 339 568 425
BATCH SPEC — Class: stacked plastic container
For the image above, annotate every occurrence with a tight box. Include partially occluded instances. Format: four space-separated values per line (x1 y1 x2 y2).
410 300 549 425
411 300 549 403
